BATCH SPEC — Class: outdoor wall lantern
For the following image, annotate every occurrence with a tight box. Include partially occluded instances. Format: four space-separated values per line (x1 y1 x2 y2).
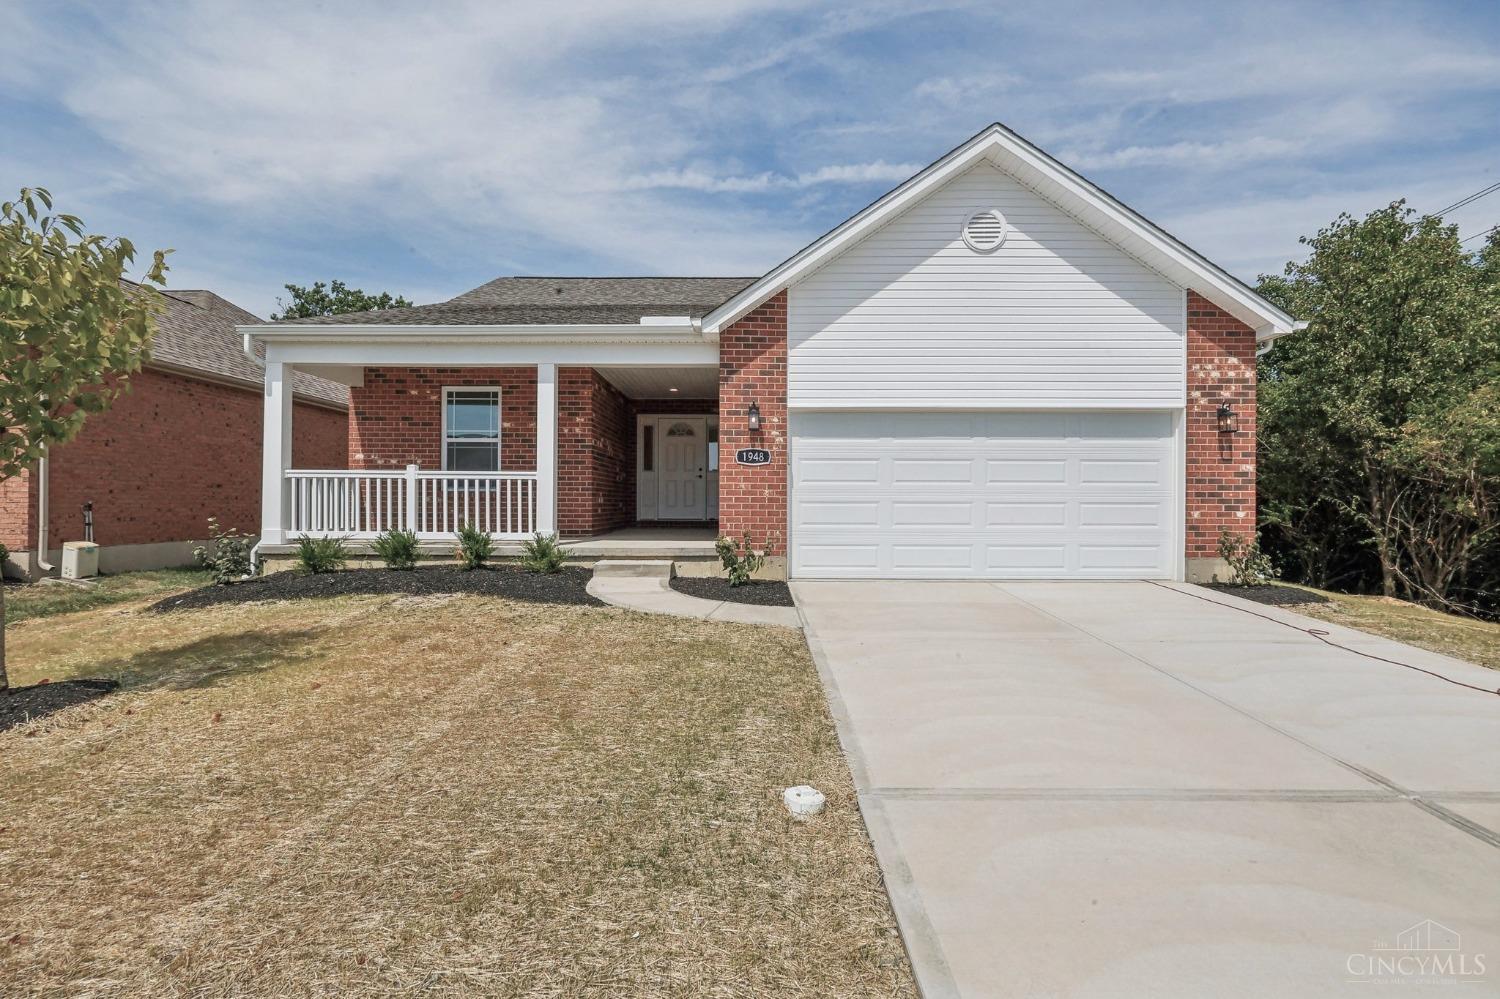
747 401 763 432
1217 401 1238 434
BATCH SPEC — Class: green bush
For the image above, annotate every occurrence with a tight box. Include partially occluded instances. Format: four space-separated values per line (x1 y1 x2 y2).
454 523 493 570
372 528 420 570
192 517 254 585
294 534 350 575
715 532 771 587
1218 529 1278 586
520 532 569 574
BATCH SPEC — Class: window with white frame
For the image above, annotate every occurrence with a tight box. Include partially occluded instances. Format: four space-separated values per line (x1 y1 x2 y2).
443 388 501 471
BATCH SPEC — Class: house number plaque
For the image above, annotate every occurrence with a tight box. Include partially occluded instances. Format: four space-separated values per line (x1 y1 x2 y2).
735 448 772 466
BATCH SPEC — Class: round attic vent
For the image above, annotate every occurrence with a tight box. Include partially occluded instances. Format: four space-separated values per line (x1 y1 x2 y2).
962 208 1008 253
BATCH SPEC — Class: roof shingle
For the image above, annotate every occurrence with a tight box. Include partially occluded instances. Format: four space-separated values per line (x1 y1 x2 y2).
274 276 757 326
145 287 348 407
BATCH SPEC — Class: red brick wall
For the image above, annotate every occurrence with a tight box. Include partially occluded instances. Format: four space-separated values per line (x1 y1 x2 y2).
717 291 787 550
1185 290 1257 559
558 368 633 536
0 468 33 551
8 368 348 549
349 367 536 471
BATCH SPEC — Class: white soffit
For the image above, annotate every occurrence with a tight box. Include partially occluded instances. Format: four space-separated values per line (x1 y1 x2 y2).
595 366 719 399
701 123 1300 340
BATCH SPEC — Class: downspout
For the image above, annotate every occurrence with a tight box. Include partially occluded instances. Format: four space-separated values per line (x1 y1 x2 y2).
36 446 53 573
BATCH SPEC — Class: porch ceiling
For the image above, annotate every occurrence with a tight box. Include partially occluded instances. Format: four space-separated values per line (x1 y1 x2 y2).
595 366 717 400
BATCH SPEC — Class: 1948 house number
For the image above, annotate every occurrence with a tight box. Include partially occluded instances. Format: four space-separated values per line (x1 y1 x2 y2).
735 448 772 466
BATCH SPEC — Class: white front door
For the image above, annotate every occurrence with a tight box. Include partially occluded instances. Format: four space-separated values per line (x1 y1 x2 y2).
658 417 707 519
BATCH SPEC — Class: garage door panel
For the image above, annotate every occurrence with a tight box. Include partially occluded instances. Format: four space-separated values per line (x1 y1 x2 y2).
1078 502 1163 527
799 458 879 484
986 459 1067 484
792 410 1177 579
986 502 1068 526
986 544 1068 571
892 458 975 484
1078 458 1166 485
892 545 973 570
892 502 975 527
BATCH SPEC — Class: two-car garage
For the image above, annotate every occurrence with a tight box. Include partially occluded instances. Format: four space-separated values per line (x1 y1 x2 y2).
789 410 1178 579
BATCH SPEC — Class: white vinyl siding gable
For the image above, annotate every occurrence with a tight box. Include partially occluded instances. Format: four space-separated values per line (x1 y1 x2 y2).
787 162 1186 409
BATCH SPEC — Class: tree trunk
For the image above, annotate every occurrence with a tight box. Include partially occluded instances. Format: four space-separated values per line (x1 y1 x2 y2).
1 580 8 693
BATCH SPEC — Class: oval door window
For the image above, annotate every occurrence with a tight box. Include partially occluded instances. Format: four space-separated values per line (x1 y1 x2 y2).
666 422 696 437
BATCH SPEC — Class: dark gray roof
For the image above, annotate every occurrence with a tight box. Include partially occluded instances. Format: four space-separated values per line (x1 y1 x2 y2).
146 287 348 407
277 276 757 326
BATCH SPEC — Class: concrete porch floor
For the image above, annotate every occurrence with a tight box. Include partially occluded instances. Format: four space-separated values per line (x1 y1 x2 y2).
560 526 719 558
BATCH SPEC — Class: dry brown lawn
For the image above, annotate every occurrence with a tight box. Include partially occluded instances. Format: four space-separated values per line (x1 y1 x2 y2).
1 588 915 997
1277 585 1500 670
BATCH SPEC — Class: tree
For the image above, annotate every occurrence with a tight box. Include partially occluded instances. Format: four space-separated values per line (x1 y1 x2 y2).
269 280 411 320
0 188 168 691
1258 203 1500 611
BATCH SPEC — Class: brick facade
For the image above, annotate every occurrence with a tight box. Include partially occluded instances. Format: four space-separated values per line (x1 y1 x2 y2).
1185 290 1257 564
717 291 788 551
557 367 633 537
1 367 348 552
349 367 536 472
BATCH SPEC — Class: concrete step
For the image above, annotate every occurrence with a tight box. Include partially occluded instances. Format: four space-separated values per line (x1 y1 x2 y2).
591 559 674 579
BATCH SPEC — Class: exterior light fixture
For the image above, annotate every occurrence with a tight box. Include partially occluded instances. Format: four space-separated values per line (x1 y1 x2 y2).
1217 402 1238 434
747 401 762 432
668 386 679 393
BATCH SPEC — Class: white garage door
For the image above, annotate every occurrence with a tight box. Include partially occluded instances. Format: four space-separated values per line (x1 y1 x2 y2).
790 411 1178 579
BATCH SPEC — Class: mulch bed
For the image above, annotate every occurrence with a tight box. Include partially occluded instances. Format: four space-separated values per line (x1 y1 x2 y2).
150 565 604 613
1207 583 1330 608
1 679 118 733
669 576 796 607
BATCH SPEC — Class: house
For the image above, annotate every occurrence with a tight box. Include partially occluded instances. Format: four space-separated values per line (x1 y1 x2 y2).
0 288 349 579
243 123 1300 581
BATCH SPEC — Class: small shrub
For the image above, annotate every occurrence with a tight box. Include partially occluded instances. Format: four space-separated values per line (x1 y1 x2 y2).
1218 529 1278 586
520 532 569 574
192 517 254 585
715 532 771 587
294 534 350 575
372 528 420 570
454 523 494 570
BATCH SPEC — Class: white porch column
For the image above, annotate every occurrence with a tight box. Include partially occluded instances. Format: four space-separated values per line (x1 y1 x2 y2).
535 362 557 536
260 359 294 544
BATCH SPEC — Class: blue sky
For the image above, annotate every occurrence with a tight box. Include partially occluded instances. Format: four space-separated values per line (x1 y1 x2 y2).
4 1 1499 317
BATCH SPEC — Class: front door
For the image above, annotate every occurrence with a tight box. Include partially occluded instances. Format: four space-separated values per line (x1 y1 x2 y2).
658 417 707 519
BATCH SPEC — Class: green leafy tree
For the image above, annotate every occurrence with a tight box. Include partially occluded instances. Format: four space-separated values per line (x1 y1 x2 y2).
1258 203 1500 609
1 187 168 690
270 279 411 320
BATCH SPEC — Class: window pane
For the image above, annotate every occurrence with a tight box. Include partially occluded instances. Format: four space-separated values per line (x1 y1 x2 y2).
642 425 653 471
447 391 499 439
446 441 499 471
708 442 719 472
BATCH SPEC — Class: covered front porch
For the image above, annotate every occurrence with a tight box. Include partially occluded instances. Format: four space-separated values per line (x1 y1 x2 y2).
256 339 724 560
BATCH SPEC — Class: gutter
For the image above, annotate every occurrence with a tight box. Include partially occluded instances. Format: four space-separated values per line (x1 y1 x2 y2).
36 446 53 574
1257 320 1308 358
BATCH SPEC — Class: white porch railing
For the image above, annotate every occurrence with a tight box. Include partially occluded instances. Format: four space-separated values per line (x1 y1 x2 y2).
284 466 538 539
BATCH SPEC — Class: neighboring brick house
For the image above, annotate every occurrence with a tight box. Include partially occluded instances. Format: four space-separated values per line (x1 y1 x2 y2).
243 123 1299 581
1 288 348 579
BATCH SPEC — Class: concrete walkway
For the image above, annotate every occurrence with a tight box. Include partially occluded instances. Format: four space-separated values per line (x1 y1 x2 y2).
794 579 1500 998
587 574 802 628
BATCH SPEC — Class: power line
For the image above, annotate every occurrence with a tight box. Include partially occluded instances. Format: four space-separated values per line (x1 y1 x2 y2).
1435 180 1500 217
1461 225 1496 244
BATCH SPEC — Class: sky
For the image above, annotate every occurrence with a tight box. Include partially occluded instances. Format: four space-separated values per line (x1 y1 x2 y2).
4 1 1499 318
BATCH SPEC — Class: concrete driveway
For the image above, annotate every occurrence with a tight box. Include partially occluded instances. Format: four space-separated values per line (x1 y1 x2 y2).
793 580 1500 998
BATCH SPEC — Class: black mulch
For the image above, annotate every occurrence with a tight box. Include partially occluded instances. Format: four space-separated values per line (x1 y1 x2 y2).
149 565 604 613
669 576 797 607
1207 583 1330 607
1 679 118 733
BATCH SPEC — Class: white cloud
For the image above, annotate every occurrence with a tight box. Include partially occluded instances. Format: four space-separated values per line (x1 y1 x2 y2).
622 160 924 192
